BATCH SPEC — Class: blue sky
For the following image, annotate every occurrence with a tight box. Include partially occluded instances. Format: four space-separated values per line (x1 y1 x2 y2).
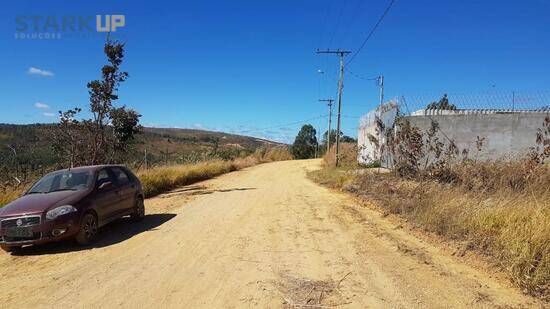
1 0 549 143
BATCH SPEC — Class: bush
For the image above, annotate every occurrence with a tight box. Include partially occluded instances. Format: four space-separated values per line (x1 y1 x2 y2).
359 161 381 169
323 143 358 167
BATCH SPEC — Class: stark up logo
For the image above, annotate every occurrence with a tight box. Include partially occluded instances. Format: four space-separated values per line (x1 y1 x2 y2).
96 15 126 32
14 14 126 40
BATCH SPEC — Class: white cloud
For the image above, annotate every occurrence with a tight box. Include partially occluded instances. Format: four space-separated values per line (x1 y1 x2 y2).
34 102 50 109
42 112 55 117
28 67 54 77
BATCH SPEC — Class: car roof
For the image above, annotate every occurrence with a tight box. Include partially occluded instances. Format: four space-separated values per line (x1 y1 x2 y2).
52 164 127 174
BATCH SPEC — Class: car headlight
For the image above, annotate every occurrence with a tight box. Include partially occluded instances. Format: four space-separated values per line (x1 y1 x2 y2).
46 205 77 220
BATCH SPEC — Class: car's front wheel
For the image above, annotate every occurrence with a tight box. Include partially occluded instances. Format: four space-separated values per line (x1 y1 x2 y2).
76 213 98 245
0 244 22 253
130 197 145 222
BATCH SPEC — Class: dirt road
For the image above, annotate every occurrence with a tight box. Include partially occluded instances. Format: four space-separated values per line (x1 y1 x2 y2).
0 160 542 308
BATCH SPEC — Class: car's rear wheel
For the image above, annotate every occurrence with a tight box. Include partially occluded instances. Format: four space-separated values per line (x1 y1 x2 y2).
76 213 98 245
0 244 22 253
130 197 145 222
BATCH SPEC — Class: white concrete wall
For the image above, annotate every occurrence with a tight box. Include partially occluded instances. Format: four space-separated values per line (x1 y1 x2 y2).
406 112 548 161
358 111 377 164
358 109 548 165
357 101 399 165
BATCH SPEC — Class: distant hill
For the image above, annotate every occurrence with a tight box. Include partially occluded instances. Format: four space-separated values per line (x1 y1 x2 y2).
142 127 282 151
0 123 284 183
138 127 283 161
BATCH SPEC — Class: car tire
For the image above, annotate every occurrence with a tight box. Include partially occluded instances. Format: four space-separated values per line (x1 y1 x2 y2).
130 197 145 222
76 212 98 245
0 245 22 253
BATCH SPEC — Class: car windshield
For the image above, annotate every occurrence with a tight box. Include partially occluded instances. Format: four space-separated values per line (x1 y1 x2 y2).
27 170 93 194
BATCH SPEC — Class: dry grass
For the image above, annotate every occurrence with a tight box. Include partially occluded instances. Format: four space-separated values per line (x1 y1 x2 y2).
323 143 358 168
138 160 238 197
252 146 294 162
0 147 293 205
0 189 23 207
277 272 347 308
261 147 294 162
138 147 292 198
310 162 550 299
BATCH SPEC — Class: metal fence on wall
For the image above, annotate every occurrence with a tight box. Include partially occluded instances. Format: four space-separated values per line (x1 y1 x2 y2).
358 91 550 167
395 91 550 116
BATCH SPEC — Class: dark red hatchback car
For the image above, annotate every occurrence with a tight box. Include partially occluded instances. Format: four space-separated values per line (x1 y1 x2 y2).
0 165 145 253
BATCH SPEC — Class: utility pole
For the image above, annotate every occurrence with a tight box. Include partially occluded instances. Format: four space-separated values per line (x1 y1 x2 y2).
378 75 385 105
319 99 334 154
316 49 351 167
316 125 321 158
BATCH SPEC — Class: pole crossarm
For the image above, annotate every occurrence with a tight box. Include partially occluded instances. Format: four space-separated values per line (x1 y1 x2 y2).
316 49 351 56
319 99 334 104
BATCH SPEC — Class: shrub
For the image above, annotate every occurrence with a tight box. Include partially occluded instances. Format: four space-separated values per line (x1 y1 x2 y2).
323 143 358 168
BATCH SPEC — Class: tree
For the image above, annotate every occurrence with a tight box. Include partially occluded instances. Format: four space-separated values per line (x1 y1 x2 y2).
322 129 356 147
52 40 141 167
51 108 90 167
340 135 357 143
292 124 318 159
426 94 457 110
110 106 142 151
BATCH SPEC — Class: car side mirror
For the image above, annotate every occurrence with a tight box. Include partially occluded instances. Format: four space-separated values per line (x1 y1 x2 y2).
98 181 113 190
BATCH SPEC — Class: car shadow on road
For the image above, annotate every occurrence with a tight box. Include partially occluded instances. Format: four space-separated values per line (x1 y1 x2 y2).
189 187 257 196
12 213 177 256
160 186 257 198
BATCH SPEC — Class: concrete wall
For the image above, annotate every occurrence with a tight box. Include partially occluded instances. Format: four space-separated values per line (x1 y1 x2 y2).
358 109 548 166
358 111 378 163
358 101 398 165
405 112 548 161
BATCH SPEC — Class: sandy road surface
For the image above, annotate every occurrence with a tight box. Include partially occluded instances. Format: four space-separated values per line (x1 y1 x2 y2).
0 160 542 308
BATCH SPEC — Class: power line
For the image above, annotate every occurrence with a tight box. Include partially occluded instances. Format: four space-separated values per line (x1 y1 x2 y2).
339 0 367 47
348 69 378 81
342 115 362 118
346 0 396 66
317 0 336 48
237 115 328 134
327 1 348 47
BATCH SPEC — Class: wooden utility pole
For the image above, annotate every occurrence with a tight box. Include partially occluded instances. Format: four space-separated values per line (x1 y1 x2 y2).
316 49 351 166
319 99 334 154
